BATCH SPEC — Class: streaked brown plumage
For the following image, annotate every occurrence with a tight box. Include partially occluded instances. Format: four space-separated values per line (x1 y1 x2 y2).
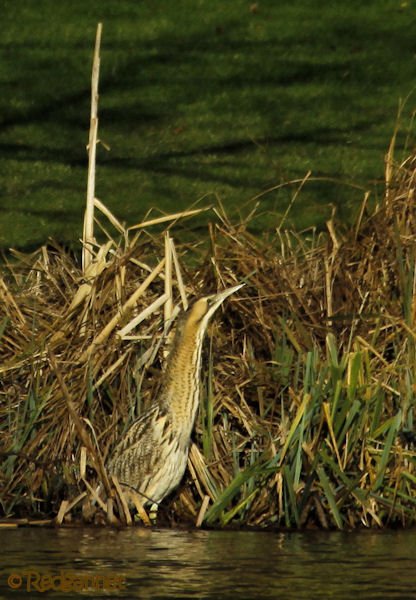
107 284 243 506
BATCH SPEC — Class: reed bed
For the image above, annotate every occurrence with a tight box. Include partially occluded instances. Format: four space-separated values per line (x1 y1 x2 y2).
1 146 416 530
1 26 416 529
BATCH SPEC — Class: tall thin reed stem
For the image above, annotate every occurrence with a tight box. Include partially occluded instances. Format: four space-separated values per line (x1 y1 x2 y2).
83 23 102 274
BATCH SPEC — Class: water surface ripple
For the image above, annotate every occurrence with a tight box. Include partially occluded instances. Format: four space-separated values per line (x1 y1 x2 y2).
1 528 416 599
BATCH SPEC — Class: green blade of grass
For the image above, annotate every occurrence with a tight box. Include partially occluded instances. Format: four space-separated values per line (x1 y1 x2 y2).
284 464 300 527
336 399 362 449
347 351 363 402
401 471 416 485
317 466 343 529
370 491 415 518
221 489 258 525
319 448 367 504
373 410 401 492
279 393 310 466
204 462 262 526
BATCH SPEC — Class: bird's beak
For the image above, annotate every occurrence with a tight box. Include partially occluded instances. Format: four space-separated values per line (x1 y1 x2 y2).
208 283 245 313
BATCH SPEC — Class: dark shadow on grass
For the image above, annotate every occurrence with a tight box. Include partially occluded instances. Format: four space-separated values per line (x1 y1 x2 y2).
0 3 414 251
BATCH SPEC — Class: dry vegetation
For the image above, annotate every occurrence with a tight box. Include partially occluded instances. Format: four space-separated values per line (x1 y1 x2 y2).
1 27 416 530
1 144 416 529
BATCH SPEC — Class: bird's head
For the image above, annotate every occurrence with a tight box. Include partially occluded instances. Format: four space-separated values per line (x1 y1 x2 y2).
185 283 245 331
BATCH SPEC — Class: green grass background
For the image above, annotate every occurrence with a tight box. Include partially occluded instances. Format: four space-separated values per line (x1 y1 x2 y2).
0 0 415 249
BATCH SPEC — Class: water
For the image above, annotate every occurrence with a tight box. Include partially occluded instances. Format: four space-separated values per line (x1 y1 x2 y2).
1 527 416 599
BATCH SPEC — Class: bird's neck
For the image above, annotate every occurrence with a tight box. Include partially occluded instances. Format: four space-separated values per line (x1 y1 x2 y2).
159 323 204 438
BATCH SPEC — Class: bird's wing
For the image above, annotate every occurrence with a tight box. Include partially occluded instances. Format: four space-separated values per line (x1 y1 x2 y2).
107 404 173 478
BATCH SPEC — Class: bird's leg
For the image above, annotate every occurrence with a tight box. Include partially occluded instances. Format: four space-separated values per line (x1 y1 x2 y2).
149 502 158 524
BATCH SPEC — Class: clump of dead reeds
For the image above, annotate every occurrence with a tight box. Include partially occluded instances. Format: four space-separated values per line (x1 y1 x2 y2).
1 25 416 529
1 147 416 529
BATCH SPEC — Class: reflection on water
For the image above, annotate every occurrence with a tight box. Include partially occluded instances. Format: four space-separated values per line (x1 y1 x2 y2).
1 527 416 599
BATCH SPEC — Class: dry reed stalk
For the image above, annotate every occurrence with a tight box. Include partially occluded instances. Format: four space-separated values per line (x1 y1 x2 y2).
2 82 416 529
164 232 173 323
82 478 108 512
79 258 166 361
171 237 188 310
48 347 112 497
118 293 168 339
106 498 117 525
82 22 102 274
92 350 130 389
62 492 88 518
111 475 132 526
0 276 26 326
196 495 210 527
94 198 127 236
55 501 69 526
128 491 151 526
129 207 210 230
67 243 111 314
80 446 87 479
188 444 217 501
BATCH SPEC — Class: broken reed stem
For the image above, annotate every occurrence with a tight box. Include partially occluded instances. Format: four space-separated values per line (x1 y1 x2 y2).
83 22 102 274
170 238 188 310
128 207 210 230
94 197 126 236
118 293 169 339
111 476 132 526
196 495 211 527
129 492 152 526
79 257 166 361
164 232 173 323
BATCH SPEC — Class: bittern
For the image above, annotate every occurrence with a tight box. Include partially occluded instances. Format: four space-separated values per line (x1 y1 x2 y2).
107 283 244 507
